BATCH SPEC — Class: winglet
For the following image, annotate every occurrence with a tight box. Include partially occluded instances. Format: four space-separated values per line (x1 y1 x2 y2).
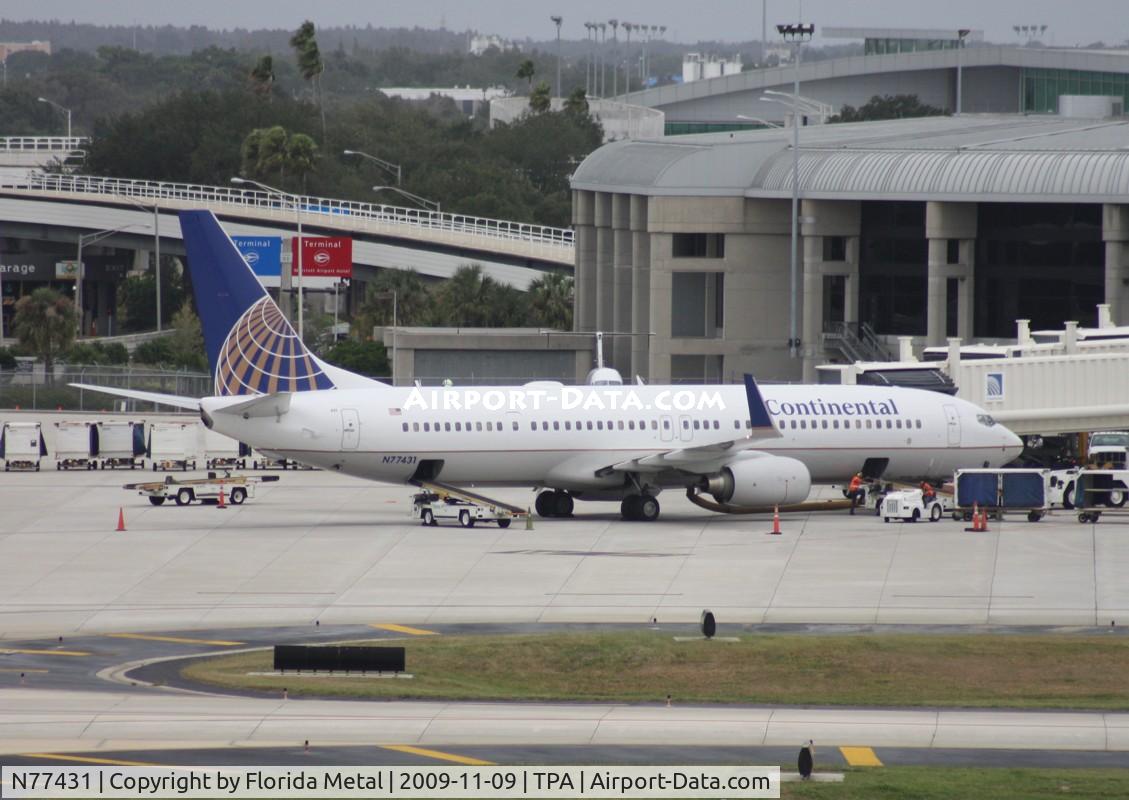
743 374 775 431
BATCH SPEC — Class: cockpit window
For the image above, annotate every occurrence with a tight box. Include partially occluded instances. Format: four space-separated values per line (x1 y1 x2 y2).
977 414 997 427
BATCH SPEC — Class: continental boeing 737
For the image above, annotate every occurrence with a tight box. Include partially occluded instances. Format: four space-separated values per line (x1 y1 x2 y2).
75 211 1023 521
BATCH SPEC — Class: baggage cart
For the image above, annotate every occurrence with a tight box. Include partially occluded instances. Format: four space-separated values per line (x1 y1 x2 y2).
124 472 280 506
54 421 97 470
96 420 145 469
147 421 198 471
203 426 249 469
954 468 1050 522
1 422 46 471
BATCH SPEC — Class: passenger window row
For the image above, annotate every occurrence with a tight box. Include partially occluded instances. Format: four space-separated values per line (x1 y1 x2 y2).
775 417 923 431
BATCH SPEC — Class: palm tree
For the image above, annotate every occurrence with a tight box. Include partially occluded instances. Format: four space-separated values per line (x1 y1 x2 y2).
516 59 535 92
353 269 432 337
432 265 498 327
527 272 574 330
286 133 318 193
529 81 552 114
290 20 326 138
249 55 274 99
13 287 76 382
564 87 589 117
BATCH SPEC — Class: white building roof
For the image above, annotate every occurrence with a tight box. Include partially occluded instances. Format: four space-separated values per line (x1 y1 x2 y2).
571 115 1129 203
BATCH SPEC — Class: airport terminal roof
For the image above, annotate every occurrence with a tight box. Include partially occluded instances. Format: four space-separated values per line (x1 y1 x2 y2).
571 114 1129 203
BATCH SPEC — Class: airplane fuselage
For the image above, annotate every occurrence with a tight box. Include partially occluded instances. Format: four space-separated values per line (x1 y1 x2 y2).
202 382 1021 495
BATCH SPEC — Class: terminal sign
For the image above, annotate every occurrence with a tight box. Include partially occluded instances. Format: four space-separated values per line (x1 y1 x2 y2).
293 237 352 278
232 236 282 278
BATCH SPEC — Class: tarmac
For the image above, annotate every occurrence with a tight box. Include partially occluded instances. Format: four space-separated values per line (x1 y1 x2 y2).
2 468 1129 769
2 469 1128 639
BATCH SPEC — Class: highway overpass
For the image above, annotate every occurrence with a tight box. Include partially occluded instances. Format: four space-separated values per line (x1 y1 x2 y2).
0 173 573 289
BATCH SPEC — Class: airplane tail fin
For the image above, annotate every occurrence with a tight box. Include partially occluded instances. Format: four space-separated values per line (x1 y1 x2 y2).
179 210 381 396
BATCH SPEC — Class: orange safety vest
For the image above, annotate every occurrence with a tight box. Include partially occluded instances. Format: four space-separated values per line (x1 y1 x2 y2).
849 475 863 493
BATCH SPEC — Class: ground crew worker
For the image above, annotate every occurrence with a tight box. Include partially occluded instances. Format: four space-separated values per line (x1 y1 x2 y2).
920 481 936 502
848 472 865 514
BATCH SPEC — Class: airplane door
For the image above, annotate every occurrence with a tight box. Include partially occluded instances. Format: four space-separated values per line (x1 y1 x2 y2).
943 404 961 446
660 415 674 442
341 409 360 450
678 414 693 442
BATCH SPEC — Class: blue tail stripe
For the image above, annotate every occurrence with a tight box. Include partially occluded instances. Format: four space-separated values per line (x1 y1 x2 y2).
743 374 774 430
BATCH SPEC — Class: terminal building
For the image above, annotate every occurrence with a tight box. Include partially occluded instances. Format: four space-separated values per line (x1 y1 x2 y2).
570 113 1129 384
629 30 1129 134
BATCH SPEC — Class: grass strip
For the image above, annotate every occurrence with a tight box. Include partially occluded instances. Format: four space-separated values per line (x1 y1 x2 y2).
182 631 1129 709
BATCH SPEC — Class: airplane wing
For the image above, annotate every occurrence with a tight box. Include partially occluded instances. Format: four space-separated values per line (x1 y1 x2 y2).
608 374 781 475
69 383 201 411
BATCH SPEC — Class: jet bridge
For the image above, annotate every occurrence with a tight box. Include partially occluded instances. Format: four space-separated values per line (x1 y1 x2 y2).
821 305 1129 435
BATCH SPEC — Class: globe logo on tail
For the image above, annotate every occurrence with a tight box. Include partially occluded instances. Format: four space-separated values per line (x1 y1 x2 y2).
215 297 334 395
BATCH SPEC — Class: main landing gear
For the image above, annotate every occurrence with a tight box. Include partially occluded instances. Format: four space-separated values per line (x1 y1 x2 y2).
621 494 660 522
535 490 574 518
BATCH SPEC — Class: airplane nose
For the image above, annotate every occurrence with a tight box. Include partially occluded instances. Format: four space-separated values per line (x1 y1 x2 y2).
1004 429 1024 460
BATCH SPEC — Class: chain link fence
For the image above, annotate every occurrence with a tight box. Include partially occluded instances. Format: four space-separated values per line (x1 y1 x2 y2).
0 365 211 411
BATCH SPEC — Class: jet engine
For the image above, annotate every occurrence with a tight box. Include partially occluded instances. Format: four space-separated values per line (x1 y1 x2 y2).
702 455 812 507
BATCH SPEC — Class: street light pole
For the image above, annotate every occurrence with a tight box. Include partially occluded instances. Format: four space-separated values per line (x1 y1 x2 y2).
343 149 402 185
609 20 618 98
230 177 304 340
956 29 971 115
372 185 441 214
550 16 563 99
37 96 72 139
776 22 815 361
74 224 146 338
118 194 162 332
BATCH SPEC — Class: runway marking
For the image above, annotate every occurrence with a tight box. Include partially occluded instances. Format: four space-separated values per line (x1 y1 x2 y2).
0 667 48 673
381 745 494 766
0 648 90 657
840 746 883 767
107 633 245 646
371 624 438 636
21 753 165 767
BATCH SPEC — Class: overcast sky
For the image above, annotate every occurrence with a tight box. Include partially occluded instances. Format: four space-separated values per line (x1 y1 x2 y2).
1 0 1121 47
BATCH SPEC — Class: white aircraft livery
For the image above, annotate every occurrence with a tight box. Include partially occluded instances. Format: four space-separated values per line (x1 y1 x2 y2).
75 211 1023 521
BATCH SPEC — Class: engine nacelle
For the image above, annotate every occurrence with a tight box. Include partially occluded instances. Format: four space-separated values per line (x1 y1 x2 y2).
705 455 812 507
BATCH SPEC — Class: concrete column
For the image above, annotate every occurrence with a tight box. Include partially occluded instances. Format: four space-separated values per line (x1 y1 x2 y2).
611 194 633 370
572 191 596 331
648 234 672 383
1102 204 1129 325
926 238 948 347
594 193 615 336
799 199 861 381
630 196 650 380
925 202 977 346
801 235 823 383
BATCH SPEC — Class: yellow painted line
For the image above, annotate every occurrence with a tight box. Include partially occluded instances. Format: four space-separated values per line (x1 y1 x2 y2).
840 746 883 767
382 745 494 766
0 648 90 657
0 667 48 673
21 753 166 767
371 624 439 636
107 633 244 646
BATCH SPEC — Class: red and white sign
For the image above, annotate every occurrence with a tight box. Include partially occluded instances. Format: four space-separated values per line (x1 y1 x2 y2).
291 236 353 278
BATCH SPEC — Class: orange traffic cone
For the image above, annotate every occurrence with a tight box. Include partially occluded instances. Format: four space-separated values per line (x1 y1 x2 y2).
217 484 226 509
979 507 990 532
769 505 782 535
116 507 126 532
965 502 980 532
